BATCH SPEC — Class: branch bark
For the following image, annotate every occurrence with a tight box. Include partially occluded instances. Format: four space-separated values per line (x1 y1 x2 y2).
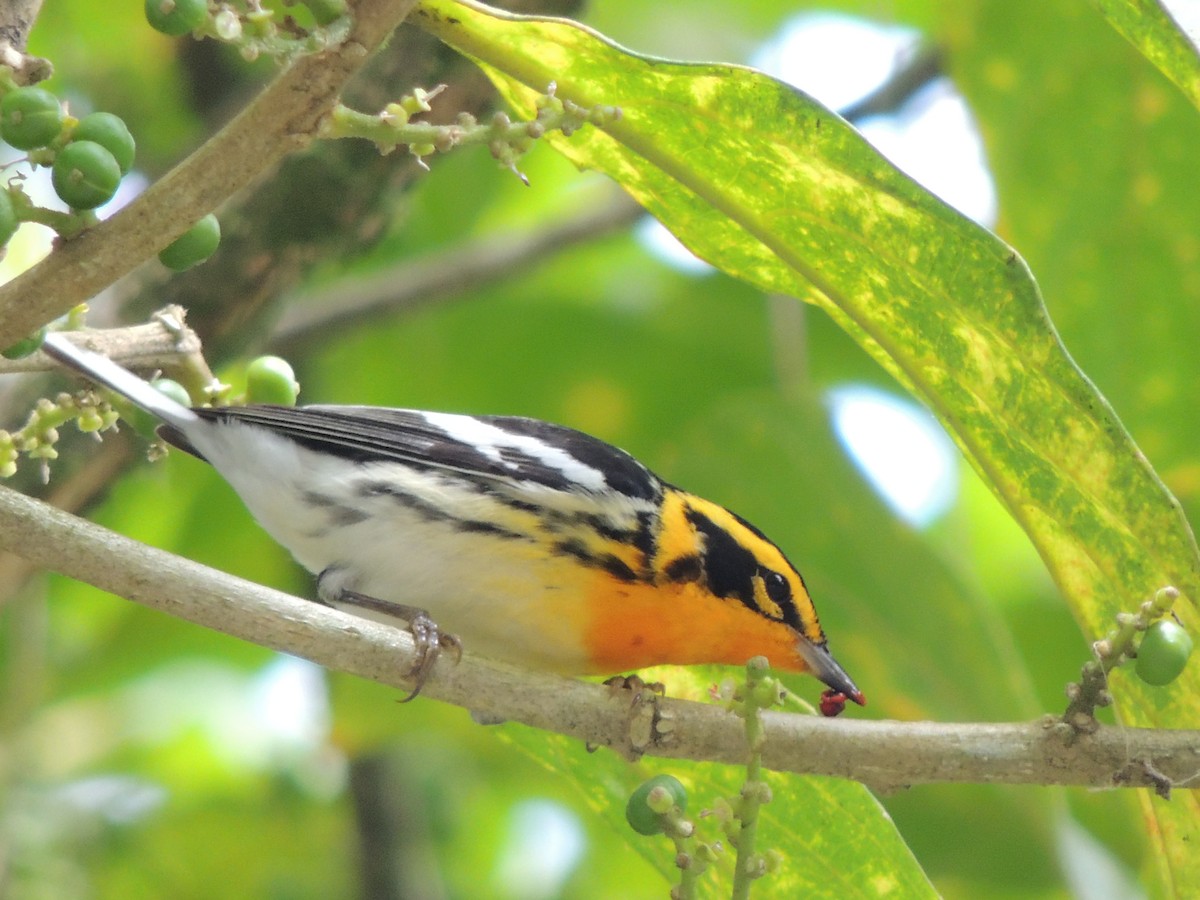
0 0 51 84
0 482 1195 795
0 314 204 376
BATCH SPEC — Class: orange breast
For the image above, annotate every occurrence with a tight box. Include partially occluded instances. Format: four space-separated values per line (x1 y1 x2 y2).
580 575 809 675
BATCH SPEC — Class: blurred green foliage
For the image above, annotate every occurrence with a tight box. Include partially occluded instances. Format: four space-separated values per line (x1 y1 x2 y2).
3 0 1199 897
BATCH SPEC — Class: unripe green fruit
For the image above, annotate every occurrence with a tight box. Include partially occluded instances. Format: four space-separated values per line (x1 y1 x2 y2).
625 774 687 836
123 378 191 437
52 140 122 209
1136 620 1193 686
1 326 47 360
158 214 221 270
145 0 208 36
0 86 64 150
152 378 191 408
73 112 136 174
245 356 299 406
0 189 18 247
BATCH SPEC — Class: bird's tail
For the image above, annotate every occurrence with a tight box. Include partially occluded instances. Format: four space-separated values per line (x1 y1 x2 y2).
41 332 200 431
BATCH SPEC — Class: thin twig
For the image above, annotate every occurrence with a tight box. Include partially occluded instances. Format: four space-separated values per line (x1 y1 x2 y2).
839 44 944 123
267 35 940 355
0 0 51 83
0 482 1196 794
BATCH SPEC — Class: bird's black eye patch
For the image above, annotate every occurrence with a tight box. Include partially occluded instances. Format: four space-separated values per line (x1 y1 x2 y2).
687 510 757 605
764 569 790 606
663 554 703 583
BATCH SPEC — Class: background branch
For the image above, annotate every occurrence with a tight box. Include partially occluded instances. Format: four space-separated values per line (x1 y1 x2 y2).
269 189 643 353
839 43 944 123
0 482 1195 795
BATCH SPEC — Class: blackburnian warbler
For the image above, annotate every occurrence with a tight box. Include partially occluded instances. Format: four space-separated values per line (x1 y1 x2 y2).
42 333 864 710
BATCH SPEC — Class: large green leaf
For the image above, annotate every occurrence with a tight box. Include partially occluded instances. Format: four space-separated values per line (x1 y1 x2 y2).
411 0 1200 636
1087 0 1200 113
499 718 937 898
948 0 1200 892
411 0 1200 890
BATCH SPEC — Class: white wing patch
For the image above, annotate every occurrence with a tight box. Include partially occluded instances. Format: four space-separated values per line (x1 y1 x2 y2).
421 410 610 493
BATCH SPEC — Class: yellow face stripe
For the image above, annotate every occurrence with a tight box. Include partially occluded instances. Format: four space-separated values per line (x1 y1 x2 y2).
651 491 826 646
752 573 786 621
655 489 700 571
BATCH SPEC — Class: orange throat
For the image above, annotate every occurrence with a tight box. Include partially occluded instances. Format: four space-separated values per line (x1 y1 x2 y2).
580 576 809 675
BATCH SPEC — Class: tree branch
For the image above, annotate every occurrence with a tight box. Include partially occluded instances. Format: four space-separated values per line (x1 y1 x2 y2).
0 314 204 376
0 483 1195 795
268 189 643 353
0 0 422 350
839 43 944 124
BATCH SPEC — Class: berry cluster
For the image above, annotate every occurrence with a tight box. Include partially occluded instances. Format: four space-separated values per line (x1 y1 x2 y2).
0 77 225 357
0 392 120 480
0 76 224 270
0 82 134 219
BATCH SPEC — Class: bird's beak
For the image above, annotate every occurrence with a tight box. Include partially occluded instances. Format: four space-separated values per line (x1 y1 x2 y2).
797 638 866 706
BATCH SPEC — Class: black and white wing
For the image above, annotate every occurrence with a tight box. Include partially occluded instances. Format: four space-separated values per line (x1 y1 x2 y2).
174 405 665 503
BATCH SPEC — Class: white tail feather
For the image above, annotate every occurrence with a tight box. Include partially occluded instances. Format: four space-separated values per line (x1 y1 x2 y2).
41 332 200 430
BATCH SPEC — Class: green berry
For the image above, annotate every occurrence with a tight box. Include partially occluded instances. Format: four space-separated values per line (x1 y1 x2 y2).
0 86 64 150
245 356 299 406
0 189 18 247
52 140 122 210
123 378 191 437
145 0 208 37
158 214 220 271
73 112 136 175
1136 620 1193 686
625 774 687 836
152 378 191 408
1 326 47 360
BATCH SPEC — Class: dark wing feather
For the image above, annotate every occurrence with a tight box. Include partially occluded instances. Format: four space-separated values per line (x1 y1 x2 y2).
178 404 663 500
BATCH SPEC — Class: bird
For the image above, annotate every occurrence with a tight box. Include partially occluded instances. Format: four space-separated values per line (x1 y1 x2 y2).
41 331 864 710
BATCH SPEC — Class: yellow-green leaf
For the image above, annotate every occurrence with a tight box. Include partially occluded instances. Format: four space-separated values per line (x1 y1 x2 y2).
499 705 937 898
953 0 1200 891
1088 0 1200 112
413 0 1200 889
412 0 1199 685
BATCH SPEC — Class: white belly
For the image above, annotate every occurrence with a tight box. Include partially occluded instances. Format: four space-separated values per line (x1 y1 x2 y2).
186 420 592 670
